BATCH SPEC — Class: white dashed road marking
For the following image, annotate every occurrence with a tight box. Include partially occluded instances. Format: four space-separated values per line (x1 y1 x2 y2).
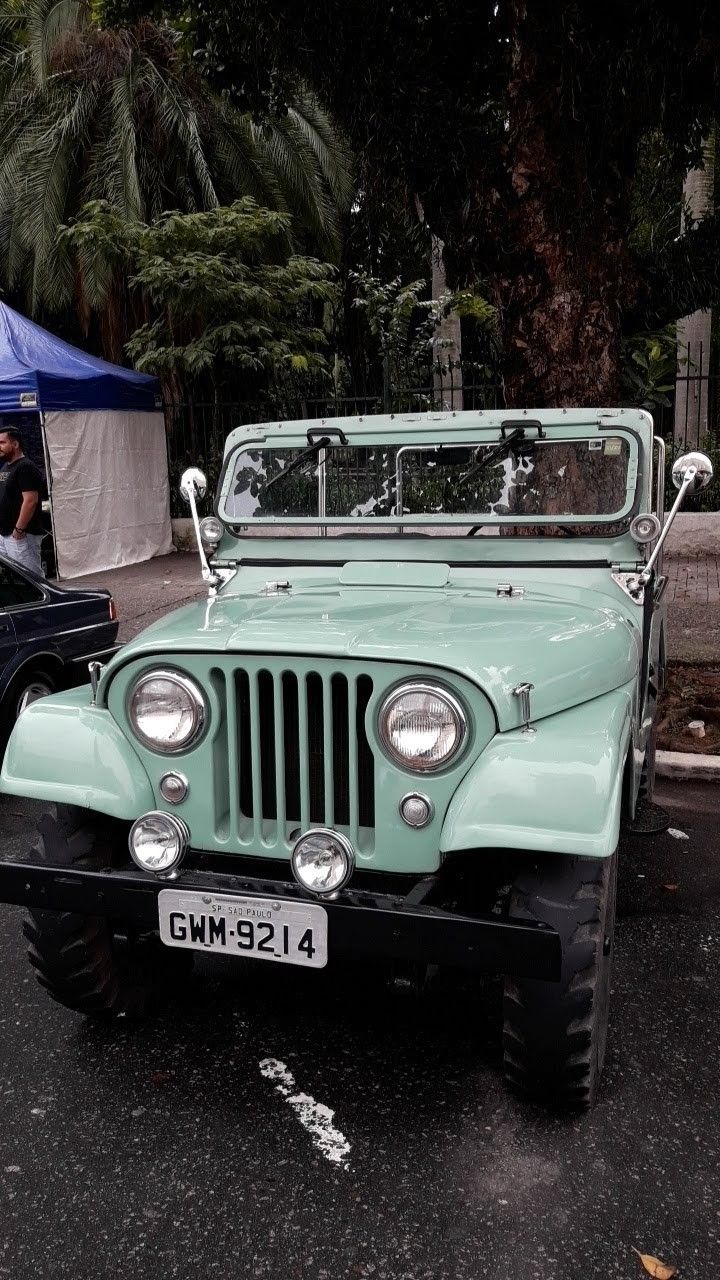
259 1058 351 1170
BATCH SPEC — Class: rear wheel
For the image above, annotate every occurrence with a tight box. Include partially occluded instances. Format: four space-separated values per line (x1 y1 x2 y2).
502 849 617 1110
0 667 56 747
23 804 191 1018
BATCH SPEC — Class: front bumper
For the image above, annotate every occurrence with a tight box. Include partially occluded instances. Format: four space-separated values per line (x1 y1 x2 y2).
0 858 561 980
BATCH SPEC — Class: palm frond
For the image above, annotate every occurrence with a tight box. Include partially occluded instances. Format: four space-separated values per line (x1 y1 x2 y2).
104 58 143 220
257 114 340 257
287 91 355 210
28 0 86 89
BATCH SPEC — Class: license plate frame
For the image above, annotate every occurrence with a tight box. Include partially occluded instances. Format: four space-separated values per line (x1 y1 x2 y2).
158 889 328 968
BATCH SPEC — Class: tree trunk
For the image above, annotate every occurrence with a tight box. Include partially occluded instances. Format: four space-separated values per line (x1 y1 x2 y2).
491 1 641 408
431 236 463 410
675 137 714 447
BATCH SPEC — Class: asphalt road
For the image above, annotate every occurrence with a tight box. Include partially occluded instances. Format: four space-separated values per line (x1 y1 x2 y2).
0 781 718 1280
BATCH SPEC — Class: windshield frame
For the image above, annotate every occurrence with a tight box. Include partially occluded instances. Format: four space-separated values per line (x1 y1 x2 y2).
216 426 642 531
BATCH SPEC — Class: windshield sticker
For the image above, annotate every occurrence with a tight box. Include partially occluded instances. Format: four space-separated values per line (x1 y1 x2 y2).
588 440 603 450
604 438 622 456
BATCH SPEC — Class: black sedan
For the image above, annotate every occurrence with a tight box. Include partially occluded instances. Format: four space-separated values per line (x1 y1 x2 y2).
0 554 119 749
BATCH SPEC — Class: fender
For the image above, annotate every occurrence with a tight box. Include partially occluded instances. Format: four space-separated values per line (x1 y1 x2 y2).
441 686 634 859
0 687 154 819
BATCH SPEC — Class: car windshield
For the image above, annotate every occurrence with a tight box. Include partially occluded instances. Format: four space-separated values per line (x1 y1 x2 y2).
218 433 636 531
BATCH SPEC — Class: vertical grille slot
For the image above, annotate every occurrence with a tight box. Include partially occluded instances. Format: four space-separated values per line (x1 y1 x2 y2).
282 672 300 823
258 670 277 818
356 675 375 830
306 673 325 824
331 674 350 826
236 669 253 818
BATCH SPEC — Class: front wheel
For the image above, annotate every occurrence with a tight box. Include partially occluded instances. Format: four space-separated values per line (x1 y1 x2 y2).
502 849 618 1110
23 804 191 1018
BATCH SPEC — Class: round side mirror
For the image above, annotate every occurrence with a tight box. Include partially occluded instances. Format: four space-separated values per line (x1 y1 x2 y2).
671 451 714 494
180 467 208 503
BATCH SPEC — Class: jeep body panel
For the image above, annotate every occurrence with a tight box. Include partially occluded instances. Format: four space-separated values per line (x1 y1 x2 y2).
2 686 154 817
440 685 634 859
99 568 641 730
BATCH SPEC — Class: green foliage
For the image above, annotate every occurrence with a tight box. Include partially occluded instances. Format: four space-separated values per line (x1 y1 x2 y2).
349 272 498 389
620 327 678 411
0 0 353 354
184 1 720 402
62 198 337 389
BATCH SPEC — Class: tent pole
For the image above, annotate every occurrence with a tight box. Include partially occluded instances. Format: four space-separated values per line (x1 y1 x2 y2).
39 411 60 580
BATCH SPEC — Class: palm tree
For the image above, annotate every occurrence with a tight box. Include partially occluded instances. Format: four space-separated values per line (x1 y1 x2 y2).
0 0 353 354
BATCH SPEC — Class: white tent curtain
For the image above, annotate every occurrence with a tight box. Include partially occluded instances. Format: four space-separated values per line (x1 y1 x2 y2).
43 409 173 578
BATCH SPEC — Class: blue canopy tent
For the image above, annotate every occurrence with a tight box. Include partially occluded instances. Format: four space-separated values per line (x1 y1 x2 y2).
0 302 159 413
0 304 172 577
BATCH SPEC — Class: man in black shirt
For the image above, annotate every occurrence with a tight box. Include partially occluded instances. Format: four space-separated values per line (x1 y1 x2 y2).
0 426 44 576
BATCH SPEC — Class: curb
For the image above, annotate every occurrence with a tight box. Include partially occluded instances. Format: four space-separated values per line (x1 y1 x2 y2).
656 749 720 781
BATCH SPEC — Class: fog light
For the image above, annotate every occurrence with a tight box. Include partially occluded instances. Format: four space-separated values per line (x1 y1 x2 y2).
129 811 190 879
291 829 355 897
159 772 189 804
629 513 662 544
199 516 223 550
400 793 434 828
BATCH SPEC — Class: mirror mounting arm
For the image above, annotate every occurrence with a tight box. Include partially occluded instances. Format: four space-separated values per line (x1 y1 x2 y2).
179 469 219 591
639 466 696 587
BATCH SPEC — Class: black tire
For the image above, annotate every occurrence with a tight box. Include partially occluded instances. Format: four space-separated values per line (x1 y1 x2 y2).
502 849 618 1110
23 804 191 1018
639 719 658 804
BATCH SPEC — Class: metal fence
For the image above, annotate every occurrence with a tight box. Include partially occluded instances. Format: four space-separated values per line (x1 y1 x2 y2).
661 342 720 450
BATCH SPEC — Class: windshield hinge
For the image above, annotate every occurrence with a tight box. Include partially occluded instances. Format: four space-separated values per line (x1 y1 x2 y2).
262 580 292 595
496 583 525 598
611 570 645 604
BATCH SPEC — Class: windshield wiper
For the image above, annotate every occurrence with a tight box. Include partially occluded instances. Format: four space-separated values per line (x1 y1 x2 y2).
455 428 527 489
256 436 332 497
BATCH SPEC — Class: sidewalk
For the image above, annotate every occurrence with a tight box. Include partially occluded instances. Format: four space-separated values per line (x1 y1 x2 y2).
664 554 720 661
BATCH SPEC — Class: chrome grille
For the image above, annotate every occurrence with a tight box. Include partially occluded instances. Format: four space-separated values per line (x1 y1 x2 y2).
212 662 375 852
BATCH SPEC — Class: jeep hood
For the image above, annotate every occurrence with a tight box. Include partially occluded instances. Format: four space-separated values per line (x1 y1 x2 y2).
113 573 639 731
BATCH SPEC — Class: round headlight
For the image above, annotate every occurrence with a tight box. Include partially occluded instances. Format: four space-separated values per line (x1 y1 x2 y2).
129 811 190 878
128 670 206 754
199 516 223 549
291 829 355 897
378 681 467 773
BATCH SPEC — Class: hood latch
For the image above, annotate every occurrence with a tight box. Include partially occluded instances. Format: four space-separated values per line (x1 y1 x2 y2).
497 583 525 599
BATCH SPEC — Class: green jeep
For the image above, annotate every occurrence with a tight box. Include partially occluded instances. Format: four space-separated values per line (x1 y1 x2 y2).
0 409 713 1108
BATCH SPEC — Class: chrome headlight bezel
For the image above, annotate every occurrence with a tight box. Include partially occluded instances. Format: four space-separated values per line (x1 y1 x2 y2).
377 680 469 774
128 810 190 879
291 828 355 898
127 668 207 755
199 515 224 550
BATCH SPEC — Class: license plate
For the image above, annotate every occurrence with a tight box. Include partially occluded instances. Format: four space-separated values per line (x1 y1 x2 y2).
158 890 328 968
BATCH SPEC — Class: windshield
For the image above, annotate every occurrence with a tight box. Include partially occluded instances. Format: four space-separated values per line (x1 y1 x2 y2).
219 434 637 531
